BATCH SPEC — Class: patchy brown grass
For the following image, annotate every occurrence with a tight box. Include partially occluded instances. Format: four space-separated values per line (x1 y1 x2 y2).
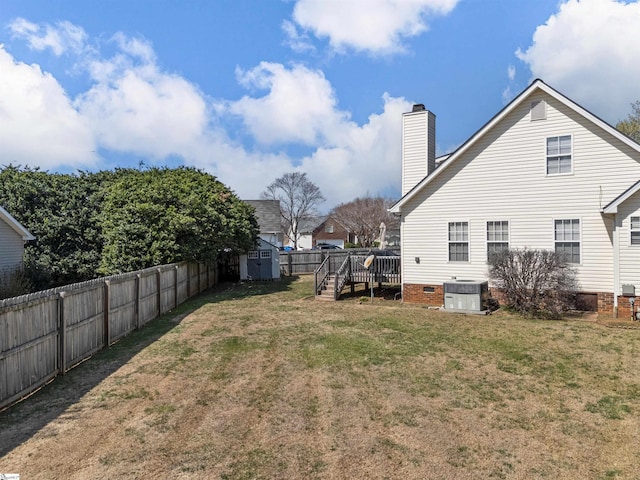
1 275 640 479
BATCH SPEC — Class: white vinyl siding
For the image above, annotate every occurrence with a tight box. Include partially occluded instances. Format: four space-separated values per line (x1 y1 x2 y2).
618 198 640 291
448 222 469 262
400 90 640 293
546 135 572 175
0 220 26 270
402 110 435 196
554 219 581 264
487 221 509 259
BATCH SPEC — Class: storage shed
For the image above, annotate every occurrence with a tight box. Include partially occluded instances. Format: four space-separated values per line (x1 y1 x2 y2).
239 238 281 281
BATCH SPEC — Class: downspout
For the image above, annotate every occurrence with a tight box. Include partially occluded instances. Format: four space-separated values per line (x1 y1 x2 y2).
613 213 619 317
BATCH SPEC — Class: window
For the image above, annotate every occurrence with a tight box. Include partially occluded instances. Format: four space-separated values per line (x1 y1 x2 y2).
631 216 640 245
260 250 271 258
546 135 572 175
487 221 509 258
448 222 469 261
554 219 580 263
248 251 258 259
325 223 334 233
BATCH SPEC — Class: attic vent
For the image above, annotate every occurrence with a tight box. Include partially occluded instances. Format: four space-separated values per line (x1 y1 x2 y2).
531 100 547 121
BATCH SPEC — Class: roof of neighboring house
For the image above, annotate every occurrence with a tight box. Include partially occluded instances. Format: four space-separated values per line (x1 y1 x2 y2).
0 205 35 241
298 216 327 234
390 79 640 213
244 200 282 234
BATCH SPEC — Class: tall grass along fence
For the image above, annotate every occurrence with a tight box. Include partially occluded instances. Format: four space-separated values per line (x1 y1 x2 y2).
0 261 217 411
280 248 400 275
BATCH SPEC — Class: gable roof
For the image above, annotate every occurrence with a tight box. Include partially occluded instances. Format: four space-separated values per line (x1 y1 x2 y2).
390 79 640 213
602 179 640 214
0 205 35 241
244 200 282 233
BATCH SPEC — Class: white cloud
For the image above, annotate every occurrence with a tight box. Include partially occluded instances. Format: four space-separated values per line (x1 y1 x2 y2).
289 0 459 54
517 0 640 122
8 17 88 56
0 46 97 168
228 62 350 146
2 19 410 208
281 20 315 53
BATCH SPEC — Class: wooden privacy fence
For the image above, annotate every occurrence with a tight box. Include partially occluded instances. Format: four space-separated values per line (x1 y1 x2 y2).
0 261 217 410
280 248 400 275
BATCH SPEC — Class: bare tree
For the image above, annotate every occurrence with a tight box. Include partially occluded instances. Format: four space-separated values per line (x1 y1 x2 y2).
330 195 397 248
261 172 324 249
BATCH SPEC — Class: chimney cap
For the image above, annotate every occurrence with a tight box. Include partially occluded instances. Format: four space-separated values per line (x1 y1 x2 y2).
412 104 426 112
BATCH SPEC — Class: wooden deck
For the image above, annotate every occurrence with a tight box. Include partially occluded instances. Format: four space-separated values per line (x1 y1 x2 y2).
314 253 401 301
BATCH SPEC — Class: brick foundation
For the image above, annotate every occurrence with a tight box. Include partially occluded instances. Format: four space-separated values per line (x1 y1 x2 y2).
403 283 622 317
403 283 444 306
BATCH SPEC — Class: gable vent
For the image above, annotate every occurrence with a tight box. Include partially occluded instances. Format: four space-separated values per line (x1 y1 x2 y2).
531 100 547 121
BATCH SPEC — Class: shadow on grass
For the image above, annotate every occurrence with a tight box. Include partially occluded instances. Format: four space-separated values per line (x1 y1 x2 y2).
0 276 298 457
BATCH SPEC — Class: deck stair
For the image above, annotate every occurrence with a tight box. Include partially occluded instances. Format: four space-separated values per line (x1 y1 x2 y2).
316 274 338 301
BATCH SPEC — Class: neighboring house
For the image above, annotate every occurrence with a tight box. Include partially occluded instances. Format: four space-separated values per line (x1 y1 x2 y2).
312 216 355 249
0 205 35 275
390 79 640 317
287 215 356 249
244 200 284 247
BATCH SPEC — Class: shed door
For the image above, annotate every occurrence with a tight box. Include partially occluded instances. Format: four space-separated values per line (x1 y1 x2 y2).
247 250 272 280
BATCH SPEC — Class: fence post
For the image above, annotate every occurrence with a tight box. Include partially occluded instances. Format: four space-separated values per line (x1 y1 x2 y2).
197 263 201 293
187 263 191 298
156 268 162 316
287 252 292 276
58 291 67 375
104 280 111 347
174 265 179 309
136 274 141 329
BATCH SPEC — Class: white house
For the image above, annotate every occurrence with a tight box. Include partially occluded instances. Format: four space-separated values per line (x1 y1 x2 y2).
0 205 35 274
390 79 640 317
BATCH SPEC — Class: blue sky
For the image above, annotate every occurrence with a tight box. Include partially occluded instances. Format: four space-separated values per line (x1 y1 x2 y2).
1 0 640 210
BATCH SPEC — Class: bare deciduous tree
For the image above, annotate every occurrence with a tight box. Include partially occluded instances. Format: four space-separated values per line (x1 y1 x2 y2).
261 172 324 249
330 195 397 248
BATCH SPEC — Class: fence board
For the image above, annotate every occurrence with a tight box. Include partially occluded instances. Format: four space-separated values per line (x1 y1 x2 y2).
176 263 189 305
61 284 105 371
159 267 176 314
108 277 138 343
138 270 159 327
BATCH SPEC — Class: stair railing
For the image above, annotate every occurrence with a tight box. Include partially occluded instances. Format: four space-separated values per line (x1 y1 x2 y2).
314 255 331 295
333 253 351 300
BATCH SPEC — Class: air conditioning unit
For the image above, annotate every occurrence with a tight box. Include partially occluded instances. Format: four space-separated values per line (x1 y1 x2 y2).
443 280 489 312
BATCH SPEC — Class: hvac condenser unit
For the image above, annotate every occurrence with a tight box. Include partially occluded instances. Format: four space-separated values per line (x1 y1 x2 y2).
443 280 489 312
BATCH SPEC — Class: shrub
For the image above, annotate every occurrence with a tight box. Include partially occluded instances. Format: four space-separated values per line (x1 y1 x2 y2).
0 267 32 300
488 249 578 319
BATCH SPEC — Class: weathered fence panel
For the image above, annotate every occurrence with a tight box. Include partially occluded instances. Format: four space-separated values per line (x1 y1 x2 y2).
0 260 224 411
61 283 105 371
177 263 189 305
0 296 58 408
107 276 138 343
159 267 176 314
138 269 160 327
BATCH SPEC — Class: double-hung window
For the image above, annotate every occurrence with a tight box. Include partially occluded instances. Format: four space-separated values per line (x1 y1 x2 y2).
554 219 580 263
546 135 572 175
487 221 509 259
631 216 640 245
448 222 469 262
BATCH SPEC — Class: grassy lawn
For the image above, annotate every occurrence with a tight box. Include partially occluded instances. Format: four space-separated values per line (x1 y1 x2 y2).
1 275 640 479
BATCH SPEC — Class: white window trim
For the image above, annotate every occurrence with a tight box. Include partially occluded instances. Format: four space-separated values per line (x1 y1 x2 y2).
448 220 470 263
630 216 640 246
553 218 582 265
486 220 510 259
545 134 574 177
